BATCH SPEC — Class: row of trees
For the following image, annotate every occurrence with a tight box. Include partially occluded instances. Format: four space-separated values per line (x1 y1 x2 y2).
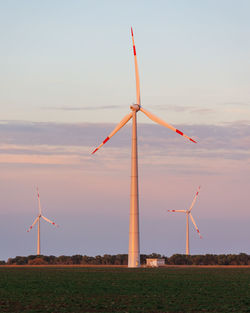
3 253 250 266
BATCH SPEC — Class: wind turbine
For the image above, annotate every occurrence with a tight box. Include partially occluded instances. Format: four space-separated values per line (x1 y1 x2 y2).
27 187 58 255
92 28 197 268
167 186 202 255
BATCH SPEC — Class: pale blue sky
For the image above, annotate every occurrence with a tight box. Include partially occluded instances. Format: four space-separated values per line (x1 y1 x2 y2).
1 0 250 124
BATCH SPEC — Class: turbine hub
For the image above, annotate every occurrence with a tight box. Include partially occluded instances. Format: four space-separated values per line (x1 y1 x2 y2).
130 104 140 112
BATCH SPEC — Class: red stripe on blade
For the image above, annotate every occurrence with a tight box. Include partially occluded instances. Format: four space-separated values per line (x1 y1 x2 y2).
131 27 133 36
103 137 110 144
92 148 98 154
176 129 183 136
133 46 136 55
190 138 197 143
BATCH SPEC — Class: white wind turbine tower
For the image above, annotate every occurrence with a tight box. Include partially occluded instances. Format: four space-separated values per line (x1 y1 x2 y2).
92 28 197 268
167 186 202 255
27 187 58 255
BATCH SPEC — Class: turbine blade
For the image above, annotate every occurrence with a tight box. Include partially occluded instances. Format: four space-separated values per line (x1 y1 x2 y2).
91 112 133 154
27 217 39 232
41 215 58 227
37 187 42 215
189 186 201 212
140 107 197 143
131 27 141 105
189 213 202 238
167 210 186 213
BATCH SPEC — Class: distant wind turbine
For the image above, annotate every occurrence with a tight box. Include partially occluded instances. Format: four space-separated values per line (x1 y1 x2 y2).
92 27 197 268
27 187 58 255
167 186 202 255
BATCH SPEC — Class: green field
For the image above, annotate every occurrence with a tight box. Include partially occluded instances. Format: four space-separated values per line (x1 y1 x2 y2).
0 267 249 313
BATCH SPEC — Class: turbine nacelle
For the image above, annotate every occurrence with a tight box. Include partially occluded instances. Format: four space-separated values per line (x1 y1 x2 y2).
130 104 140 112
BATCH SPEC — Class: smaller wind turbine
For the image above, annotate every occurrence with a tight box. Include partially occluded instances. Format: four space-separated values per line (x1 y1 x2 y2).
27 187 58 255
167 186 202 255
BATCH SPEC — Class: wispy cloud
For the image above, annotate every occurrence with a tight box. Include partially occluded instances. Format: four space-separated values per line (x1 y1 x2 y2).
151 104 195 112
191 108 214 114
151 104 215 115
44 105 125 111
0 120 249 168
219 101 250 106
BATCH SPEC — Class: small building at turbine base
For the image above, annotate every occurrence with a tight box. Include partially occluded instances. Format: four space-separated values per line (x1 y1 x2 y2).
146 258 165 267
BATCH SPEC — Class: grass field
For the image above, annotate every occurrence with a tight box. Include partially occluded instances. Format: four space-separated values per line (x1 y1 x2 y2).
0 267 249 313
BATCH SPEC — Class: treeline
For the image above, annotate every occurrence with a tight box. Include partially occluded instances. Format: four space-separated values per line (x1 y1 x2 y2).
2 253 250 266
165 253 250 265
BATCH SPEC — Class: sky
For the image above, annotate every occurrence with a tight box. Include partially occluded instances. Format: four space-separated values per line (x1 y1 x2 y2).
0 0 250 260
